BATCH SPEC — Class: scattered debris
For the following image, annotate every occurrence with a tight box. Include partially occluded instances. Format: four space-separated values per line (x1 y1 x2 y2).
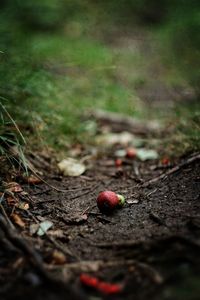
126 147 137 159
5 195 29 210
127 198 139 204
136 149 158 161
4 182 23 193
47 229 65 238
142 153 200 187
88 109 162 134
11 213 26 228
0 214 59 286
17 201 29 210
30 223 40 235
58 158 86 176
30 220 53 236
37 220 53 236
115 149 127 157
60 213 88 225
133 161 140 177
96 131 142 147
51 250 66 265
0 193 4 204
6 195 18 206
97 191 125 214
24 175 42 185
149 212 166 226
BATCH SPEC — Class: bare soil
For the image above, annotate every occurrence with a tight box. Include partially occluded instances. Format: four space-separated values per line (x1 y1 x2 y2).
1 30 199 300
1 133 200 300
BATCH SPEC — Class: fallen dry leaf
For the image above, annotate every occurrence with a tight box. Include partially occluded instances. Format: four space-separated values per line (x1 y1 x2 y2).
47 229 65 238
6 197 29 210
11 213 25 228
58 158 86 177
4 182 23 193
17 201 29 210
30 223 39 235
136 149 158 161
51 250 66 265
30 220 54 236
24 175 42 185
6 196 18 206
37 220 53 236
114 149 126 157
96 132 140 147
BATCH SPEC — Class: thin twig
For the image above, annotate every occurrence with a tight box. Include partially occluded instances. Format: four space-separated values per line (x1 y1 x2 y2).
142 153 200 188
49 259 163 284
32 188 52 196
0 214 47 277
27 161 100 194
94 235 200 250
0 203 15 229
26 163 75 193
69 183 100 200
149 212 166 226
0 214 83 299
27 210 76 259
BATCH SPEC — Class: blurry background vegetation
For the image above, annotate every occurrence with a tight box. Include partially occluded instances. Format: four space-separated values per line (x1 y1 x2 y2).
0 0 199 157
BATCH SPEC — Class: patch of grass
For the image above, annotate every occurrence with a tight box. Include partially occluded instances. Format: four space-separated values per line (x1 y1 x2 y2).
1 1 199 157
0 99 28 172
1 30 142 149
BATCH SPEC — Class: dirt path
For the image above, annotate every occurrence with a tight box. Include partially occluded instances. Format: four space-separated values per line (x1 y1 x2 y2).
1 31 200 300
1 121 200 300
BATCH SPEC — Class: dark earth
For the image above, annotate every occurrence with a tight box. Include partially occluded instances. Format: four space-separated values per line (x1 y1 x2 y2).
0 31 200 300
0 120 200 300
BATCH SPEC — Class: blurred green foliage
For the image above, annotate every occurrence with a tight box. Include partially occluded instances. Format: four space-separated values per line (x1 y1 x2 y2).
159 0 200 94
0 0 199 152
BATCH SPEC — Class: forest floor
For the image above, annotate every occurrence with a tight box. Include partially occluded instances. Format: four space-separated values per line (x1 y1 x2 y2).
1 30 200 300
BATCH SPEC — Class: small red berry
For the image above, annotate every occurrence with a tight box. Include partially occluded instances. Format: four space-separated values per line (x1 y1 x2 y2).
161 157 170 165
115 158 123 167
97 191 125 214
126 148 136 159
80 274 122 295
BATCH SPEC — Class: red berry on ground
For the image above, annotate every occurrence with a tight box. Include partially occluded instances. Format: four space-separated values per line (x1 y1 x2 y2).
115 158 123 167
126 148 136 159
161 157 170 165
97 191 125 214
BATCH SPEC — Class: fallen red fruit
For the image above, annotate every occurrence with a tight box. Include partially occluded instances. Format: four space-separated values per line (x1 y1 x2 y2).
115 158 123 167
80 273 122 295
80 274 98 288
161 157 170 165
126 147 136 159
97 191 125 214
97 282 122 295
